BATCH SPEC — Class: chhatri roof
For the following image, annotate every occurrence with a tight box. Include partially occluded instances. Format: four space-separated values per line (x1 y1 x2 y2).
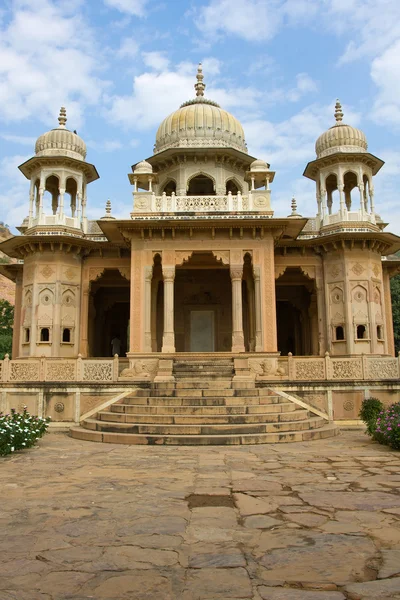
35 107 87 161
315 100 368 159
154 64 247 155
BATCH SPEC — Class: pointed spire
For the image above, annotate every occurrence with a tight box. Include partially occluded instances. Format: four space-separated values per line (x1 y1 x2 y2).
105 199 112 215
194 63 205 97
58 107 67 128
288 196 302 218
334 99 343 124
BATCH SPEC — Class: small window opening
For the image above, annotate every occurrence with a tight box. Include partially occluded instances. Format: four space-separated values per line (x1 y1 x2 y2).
356 325 366 340
335 326 345 341
40 328 50 342
62 328 71 343
25 328 30 343
377 325 383 340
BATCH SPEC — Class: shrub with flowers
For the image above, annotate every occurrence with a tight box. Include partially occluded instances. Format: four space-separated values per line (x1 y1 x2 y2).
374 402 400 449
0 407 51 457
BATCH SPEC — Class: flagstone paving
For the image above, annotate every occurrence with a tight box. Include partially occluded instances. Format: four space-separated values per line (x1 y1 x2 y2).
1 430 400 599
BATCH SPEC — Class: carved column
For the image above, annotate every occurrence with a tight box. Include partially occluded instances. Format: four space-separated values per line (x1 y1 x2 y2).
230 265 245 352
383 269 395 356
253 266 263 352
144 266 153 352
130 247 143 352
162 266 175 353
262 236 278 352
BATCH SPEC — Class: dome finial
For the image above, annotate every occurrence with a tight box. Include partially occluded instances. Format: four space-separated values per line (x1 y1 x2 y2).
194 63 205 97
334 99 343 124
58 107 67 128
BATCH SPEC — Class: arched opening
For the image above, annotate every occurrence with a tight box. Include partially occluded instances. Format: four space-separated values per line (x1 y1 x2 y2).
343 171 358 211
377 325 384 340
174 252 232 351
62 328 71 343
88 269 130 357
226 179 241 195
187 174 215 196
363 174 369 212
276 267 318 355
66 177 78 217
151 253 164 352
325 174 339 215
162 180 176 196
335 325 345 341
357 324 366 340
40 327 50 342
242 253 255 352
44 175 60 215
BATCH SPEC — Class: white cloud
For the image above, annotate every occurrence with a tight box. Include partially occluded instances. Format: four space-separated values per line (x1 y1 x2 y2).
371 40 400 127
117 37 139 59
103 0 148 16
0 0 107 127
142 51 170 72
86 139 123 152
1 133 36 146
0 154 31 228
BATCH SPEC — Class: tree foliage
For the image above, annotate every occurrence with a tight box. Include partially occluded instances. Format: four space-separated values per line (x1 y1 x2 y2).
0 299 14 359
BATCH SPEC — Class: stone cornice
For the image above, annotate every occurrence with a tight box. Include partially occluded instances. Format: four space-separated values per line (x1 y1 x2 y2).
18 155 99 183
303 151 384 180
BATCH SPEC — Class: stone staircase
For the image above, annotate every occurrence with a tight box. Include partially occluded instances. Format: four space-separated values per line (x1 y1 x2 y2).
70 359 339 445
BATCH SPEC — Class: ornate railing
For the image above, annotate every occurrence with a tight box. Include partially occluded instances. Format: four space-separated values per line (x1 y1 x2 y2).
0 353 399 383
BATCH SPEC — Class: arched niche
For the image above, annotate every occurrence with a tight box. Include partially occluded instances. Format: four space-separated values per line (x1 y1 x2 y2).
162 179 177 196
187 173 215 196
343 171 358 211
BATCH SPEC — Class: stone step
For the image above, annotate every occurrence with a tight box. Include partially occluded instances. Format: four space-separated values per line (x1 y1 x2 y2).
119 396 283 407
112 401 293 414
69 423 340 445
97 409 309 425
82 416 325 436
146 386 272 396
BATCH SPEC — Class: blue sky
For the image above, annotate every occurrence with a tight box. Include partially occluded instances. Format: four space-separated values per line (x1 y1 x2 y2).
1 0 400 233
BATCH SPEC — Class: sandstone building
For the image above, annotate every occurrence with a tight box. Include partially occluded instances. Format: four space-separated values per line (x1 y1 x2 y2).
1 65 399 443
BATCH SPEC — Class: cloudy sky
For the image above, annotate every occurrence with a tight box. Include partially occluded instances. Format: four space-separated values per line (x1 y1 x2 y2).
0 0 399 232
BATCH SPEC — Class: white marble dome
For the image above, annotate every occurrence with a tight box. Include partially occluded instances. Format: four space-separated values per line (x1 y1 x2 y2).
250 159 269 172
35 108 87 161
154 64 247 154
133 160 153 174
315 101 368 159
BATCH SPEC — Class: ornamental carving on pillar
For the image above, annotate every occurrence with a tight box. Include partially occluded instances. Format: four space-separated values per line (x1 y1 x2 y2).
275 266 286 279
300 266 315 280
144 266 153 282
212 250 230 265
175 251 193 266
163 267 175 282
118 267 131 280
329 264 342 279
230 267 243 280
89 267 105 282
352 263 365 276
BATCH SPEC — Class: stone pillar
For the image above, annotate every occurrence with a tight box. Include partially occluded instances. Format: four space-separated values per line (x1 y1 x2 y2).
79 286 90 357
59 188 65 218
130 247 143 352
230 265 245 352
162 266 175 353
247 277 256 352
151 276 158 351
28 180 34 227
12 272 23 358
383 269 395 356
315 267 327 355
253 266 263 352
261 236 278 352
144 266 153 352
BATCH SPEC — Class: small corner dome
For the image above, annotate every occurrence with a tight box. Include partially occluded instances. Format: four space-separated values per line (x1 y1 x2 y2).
35 107 87 161
250 159 269 172
315 100 368 159
133 160 153 174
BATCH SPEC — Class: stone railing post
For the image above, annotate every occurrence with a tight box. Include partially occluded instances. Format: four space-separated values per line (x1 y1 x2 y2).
324 351 331 380
113 354 119 381
287 352 295 379
77 354 83 381
2 354 10 382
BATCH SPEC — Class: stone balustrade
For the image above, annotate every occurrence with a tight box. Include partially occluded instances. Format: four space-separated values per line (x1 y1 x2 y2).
0 353 399 383
132 190 272 214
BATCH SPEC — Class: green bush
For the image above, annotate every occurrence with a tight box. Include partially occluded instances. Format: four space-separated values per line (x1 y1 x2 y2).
0 407 51 457
359 397 384 436
375 403 400 450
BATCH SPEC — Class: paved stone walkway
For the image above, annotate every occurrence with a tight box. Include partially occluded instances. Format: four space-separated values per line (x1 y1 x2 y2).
1 431 400 599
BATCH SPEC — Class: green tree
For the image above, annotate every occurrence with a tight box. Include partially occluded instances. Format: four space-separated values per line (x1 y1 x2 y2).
0 299 14 359
391 274 400 356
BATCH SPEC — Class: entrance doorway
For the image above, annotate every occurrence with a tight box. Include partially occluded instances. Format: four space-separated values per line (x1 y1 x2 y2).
88 269 130 357
190 310 215 351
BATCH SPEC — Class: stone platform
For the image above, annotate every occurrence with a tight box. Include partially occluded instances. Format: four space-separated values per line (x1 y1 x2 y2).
70 360 339 445
2 430 400 599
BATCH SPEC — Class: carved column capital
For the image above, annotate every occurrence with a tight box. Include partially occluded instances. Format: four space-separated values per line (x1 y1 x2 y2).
163 266 175 282
230 265 243 281
144 266 153 282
